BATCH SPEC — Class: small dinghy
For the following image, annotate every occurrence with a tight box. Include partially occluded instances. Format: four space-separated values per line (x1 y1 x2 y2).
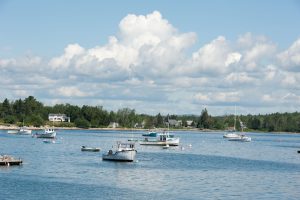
81 146 101 152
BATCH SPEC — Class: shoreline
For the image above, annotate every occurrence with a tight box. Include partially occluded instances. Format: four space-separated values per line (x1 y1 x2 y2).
0 125 299 134
0 125 201 132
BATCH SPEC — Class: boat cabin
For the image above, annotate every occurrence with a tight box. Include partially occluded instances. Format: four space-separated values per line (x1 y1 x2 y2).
116 142 135 151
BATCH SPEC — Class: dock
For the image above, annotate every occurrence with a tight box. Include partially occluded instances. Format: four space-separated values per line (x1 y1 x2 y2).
0 155 23 166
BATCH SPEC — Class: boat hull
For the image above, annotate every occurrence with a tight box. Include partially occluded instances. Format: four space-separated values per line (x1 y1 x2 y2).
35 132 56 138
102 150 136 162
17 130 32 135
81 147 100 152
140 138 180 146
228 136 251 142
223 133 240 139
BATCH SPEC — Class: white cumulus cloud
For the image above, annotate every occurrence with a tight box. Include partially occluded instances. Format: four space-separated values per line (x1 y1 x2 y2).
1 11 300 115
278 38 300 71
54 86 90 97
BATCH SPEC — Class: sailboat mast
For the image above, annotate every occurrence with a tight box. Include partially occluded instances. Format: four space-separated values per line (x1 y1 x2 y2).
234 106 236 131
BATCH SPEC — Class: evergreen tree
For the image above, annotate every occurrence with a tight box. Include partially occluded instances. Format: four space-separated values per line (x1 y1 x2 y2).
198 108 213 129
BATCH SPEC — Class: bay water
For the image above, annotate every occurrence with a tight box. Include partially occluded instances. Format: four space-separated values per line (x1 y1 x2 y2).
1 130 300 199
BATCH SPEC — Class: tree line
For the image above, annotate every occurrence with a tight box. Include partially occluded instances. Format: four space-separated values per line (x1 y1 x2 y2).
191 108 300 132
0 96 299 132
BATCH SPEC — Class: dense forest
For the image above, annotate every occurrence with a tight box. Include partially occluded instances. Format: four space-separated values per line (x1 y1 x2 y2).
0 96 299 132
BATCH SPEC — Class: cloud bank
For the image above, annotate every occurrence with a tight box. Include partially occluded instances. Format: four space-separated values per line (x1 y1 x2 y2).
1 11 300 115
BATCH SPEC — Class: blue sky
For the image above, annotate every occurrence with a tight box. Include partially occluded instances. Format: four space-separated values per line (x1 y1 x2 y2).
1 0 300 115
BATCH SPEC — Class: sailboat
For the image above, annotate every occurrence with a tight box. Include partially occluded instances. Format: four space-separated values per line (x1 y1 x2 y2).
17 120 32 135
228 119 251 142
223 107 240 139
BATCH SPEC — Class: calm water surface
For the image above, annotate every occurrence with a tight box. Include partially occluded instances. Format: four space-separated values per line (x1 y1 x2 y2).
1 130 300 199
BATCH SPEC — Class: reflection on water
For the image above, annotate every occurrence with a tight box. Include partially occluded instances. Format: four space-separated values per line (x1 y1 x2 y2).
0 130 300 199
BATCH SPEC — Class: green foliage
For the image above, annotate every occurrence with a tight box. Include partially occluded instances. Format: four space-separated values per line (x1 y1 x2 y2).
74 118 90 129
154 113 164 128
116 108 136 127
29 115 44 127
197 108 213 129
143 116 155 129
3 115 17 124
0 96 300 132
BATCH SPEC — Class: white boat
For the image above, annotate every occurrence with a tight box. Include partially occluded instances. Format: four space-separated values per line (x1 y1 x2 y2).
162 144 170 149
223 132 241 139
227 114 251 142
140 131 180 146
17 126 32 135
7 130 18 134
223 107 240 139
81 146 101 152
228 134 251 142
35 128 56 138
102 142 137 162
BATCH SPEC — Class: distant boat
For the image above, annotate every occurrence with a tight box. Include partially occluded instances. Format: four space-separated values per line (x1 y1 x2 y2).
16 120 32 135
17 126 32 135
162 144 170 149
142 131 158 137
102 142 136 162
223 107 240 139
224 107 251 142
81 146 101 152
35 128 56 139
228 134 251 142
227 121 251 142
223 132 241 139
7 130 18 134
140 131 180 146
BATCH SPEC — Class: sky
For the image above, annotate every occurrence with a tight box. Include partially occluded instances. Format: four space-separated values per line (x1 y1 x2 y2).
0 0 300 116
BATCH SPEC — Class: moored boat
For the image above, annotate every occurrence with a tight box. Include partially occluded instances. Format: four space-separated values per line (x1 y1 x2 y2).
102 142 136 162
223 132 241 139
142 131 158 137
228 135 251 142
81 146 101 152
17 126 32 135
34 128 56 138
140 131 180 146
7 130 18 134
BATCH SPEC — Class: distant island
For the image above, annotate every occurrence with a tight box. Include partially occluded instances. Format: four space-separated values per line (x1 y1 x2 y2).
0 96 299 133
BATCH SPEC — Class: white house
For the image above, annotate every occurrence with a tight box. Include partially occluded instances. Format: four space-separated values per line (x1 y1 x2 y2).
167 119 182 127
108 122 119 128
186 120 194 127
48 114 70 122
